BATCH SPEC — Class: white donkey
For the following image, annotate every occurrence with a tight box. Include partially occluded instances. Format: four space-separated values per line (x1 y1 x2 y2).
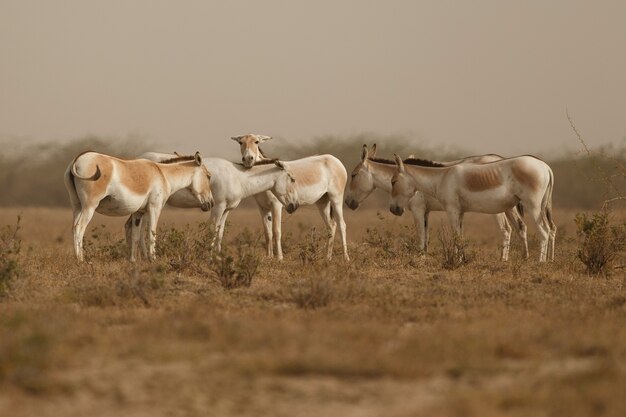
389 154 556 261
346 144 528 260
231 134 350 261
64 151 214 262
132 152 299 258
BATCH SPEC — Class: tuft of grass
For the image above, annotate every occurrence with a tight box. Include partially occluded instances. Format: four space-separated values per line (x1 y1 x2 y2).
574 210 625 275
438 225 472 269
211 228 261 290
289 267 333 309
83 223 126 261
65 266 162 307
0 215 21 298
297 227 325 265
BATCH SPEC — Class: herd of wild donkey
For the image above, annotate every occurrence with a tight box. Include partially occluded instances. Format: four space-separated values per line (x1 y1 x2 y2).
64 134 556 264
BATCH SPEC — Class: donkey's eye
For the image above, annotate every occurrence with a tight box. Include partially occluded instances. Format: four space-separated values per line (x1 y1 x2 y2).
255 141 259 144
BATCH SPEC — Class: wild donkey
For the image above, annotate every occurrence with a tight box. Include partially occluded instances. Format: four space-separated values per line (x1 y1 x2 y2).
64 151 213 262
132 152 299 258
231 134 350 261
389 154 556 261
346 144 528 260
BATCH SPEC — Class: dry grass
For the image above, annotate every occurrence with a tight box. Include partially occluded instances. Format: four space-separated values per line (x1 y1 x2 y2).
0 206 625 417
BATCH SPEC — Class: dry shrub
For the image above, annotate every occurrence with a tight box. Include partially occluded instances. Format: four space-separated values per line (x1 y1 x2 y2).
289 267 333 309
82 223 127 261
0 216 21 298
438 225 471 269
156 221 215 273
575 210 626 275
212 228 261 290
211 250 259 290
297 227 325 265
66 267 162 308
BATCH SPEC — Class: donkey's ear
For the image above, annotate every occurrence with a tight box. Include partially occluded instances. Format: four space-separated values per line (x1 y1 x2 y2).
361 144 368 161
258 135 272 142
231 136 242 143
194 152 202 166
394 154 405 172
370 143 377 158
274 160 286 170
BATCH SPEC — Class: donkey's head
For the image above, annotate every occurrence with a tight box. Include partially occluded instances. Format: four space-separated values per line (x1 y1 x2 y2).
188 152 214 212
389 154 415 217
231 134 272 168
274 161 299 213
345 144 378 210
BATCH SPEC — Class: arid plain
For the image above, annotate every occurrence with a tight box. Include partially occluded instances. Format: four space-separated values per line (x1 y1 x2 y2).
0 204 625 417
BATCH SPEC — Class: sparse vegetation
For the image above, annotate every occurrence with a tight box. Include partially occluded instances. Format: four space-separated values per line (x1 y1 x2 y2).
438 225 472 269
0 216 21 298
575 210 626 275
289 266 333 309
0 207 625 416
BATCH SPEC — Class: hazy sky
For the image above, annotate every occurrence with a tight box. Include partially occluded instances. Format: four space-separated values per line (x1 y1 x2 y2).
1 1 625 160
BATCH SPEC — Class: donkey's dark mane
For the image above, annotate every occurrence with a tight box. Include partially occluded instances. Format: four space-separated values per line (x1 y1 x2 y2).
160 155 196 164
235 158 279 167
251 158 279 165
368 157 444 168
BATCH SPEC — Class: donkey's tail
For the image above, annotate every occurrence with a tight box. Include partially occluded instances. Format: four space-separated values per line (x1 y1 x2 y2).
71 160 101 181
543 167 555 229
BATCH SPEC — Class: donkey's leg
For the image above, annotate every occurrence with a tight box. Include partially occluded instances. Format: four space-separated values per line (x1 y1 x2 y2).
505 208 529 259
527 204 550 262
146 208 163 262
315 197 336 260
546 208 557 261
409 205 427 253
445 208 465 262
257 204 273 258
128 212 145 262
73 205 97 262
494 213 512 261
124 215 133 252
424 211 431 254
271 202 284 261
216 210 230 253
209 203 227 252
140 218 149 260
330 196 349 262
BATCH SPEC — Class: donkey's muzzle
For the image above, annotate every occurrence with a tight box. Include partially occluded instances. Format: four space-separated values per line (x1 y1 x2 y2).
286 203 299 214
201 199 213 212
389 205 404 217
345 198 359 210
242 156 254 168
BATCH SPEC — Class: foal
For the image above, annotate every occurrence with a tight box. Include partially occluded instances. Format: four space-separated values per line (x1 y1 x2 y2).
64 151 213 262
346 144 528 260
390 154 556 261
232 134 350 261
